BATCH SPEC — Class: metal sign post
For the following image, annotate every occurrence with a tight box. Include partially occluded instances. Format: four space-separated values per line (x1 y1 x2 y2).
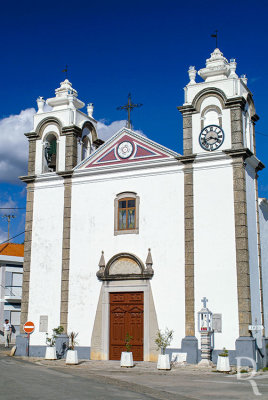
23 321 35 357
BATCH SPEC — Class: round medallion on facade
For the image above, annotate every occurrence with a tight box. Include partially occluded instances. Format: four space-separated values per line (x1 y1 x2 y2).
199 125 224 152
117 141 134 159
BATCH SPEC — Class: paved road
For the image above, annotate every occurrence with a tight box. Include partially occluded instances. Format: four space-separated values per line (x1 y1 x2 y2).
0 354 188 400
1 352 268 400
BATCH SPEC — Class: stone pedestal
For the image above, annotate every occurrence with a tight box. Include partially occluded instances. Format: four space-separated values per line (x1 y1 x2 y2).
15 335 28 356
199 332 212 363
181 336 198 364
235 336 256 366
55 334 69 359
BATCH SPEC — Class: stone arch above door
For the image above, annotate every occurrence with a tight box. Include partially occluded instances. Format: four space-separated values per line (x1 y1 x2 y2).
96 251 154 281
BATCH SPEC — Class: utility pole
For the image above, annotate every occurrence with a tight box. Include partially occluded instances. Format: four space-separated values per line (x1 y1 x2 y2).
2 215 16 242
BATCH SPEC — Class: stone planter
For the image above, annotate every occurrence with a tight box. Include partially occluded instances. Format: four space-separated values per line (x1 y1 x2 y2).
66 350 78 365
120 352 134 367
45 346 57 360
217 355 230 372
157 354 170 370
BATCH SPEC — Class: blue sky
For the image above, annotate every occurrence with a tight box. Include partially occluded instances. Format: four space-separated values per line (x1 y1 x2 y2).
1 0 268 243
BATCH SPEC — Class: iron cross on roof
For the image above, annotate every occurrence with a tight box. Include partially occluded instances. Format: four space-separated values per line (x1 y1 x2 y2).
117 93 142 129
201 297 208 308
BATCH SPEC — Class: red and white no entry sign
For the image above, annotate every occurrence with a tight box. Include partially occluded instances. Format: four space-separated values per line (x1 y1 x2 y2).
23 321 35 334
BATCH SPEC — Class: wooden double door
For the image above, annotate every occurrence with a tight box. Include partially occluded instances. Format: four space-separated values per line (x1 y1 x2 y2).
109 292 144 361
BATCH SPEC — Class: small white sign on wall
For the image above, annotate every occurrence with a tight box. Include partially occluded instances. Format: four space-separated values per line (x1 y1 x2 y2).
39 315 48 332
212 313 222 333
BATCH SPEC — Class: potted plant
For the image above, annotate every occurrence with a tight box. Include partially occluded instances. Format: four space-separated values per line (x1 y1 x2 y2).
155 328 173 370
45 326 64 360
120 332 134 367
66 332 79 365
217 348 231 372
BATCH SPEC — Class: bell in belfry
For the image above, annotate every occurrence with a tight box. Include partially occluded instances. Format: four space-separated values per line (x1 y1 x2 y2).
48 153 56 169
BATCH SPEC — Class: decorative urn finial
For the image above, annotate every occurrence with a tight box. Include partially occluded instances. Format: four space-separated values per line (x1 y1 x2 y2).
87 103 94 117
37 96 45 113
188 66 197 85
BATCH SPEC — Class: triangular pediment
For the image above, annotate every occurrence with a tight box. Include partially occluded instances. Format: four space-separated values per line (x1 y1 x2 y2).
75 128 179 170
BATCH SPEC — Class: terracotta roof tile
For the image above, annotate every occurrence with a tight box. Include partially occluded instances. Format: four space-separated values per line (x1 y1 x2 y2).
0 243 24 257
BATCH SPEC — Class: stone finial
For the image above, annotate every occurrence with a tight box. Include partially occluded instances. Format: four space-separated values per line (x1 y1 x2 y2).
145 248 153 268
229 58 238 78
198 48 229 82
97 251 105 278
87 103 94 117
37 96 45 113
188 66 197 85
241 74 248 86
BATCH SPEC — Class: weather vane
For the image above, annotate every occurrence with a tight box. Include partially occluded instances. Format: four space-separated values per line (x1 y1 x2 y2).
62 65 68 79
211 30 218 48
117 93 143 129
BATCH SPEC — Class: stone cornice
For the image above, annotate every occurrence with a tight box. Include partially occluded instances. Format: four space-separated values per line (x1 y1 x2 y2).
225 96 246 109
177 154 197 164
19 175 36 183
61 125 82 137
24 132 39 141
57 170 74 178
224 148 265 171
177 104 196 115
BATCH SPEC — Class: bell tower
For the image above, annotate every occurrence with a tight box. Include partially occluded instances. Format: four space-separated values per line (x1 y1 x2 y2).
20 79 103 332
179 49 265 363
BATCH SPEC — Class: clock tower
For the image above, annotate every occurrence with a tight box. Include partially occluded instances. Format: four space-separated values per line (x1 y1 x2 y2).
178 48 265 363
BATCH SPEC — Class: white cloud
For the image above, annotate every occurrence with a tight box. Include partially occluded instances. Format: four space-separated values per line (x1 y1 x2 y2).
0 110 144 184
97 119 144 141
0 108 35 183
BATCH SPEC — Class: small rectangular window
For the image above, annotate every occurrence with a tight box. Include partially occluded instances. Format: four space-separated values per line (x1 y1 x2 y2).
118 198 136 230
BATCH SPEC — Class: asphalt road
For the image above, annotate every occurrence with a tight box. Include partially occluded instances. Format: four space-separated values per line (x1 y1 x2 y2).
0 354 187 400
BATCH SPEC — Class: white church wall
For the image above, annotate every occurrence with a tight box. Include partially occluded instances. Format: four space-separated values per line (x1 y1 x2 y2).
68 164 185 349
259 199 268 337
245 163 262 347
28 179 64 345
193 158 239 350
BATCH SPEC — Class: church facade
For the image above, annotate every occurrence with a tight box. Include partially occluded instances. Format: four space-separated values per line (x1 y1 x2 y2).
18 49 268 365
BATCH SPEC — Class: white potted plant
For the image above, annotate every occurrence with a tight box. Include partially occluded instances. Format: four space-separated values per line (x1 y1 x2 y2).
217 348 231 372
66 332 79 365
45 326 64 360
120 332 134 367
155 328 173 370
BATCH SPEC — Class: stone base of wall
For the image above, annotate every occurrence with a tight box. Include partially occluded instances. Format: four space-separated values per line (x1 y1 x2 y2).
181 336 198 364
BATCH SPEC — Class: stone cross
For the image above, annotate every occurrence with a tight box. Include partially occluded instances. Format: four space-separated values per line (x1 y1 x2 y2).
201 297 208 308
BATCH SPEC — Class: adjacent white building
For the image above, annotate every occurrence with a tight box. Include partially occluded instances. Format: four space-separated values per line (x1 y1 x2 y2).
17 48 268 365
0 243 24 342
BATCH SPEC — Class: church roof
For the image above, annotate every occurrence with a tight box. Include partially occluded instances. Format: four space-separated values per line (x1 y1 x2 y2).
75 127 181 170
0 243 24 257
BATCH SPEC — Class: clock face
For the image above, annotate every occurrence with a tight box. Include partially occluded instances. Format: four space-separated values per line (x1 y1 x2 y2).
117 141 134 159
199 125 224 152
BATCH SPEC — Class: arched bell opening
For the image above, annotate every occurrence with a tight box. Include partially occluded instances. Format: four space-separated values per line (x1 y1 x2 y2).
43 132 58 172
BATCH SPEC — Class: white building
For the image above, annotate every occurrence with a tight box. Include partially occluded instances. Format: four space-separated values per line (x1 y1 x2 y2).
17 48 268 365
0 243 24 342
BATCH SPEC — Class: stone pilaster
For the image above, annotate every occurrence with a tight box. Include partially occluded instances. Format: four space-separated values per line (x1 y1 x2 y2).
226 151 251 337
62 126 81 170
178 155 196 339
230 108 244 150
20 180 35 332
255 171 264 331
182 115 193 156
59 175 73 332
25 133 38 175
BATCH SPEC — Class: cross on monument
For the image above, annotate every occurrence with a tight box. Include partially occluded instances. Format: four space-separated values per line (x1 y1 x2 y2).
117 93 143 129
62 65 68 79
211 30 218 48
201 297 208 308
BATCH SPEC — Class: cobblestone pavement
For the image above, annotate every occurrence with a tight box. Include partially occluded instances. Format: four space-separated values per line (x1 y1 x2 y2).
1 346 268 400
